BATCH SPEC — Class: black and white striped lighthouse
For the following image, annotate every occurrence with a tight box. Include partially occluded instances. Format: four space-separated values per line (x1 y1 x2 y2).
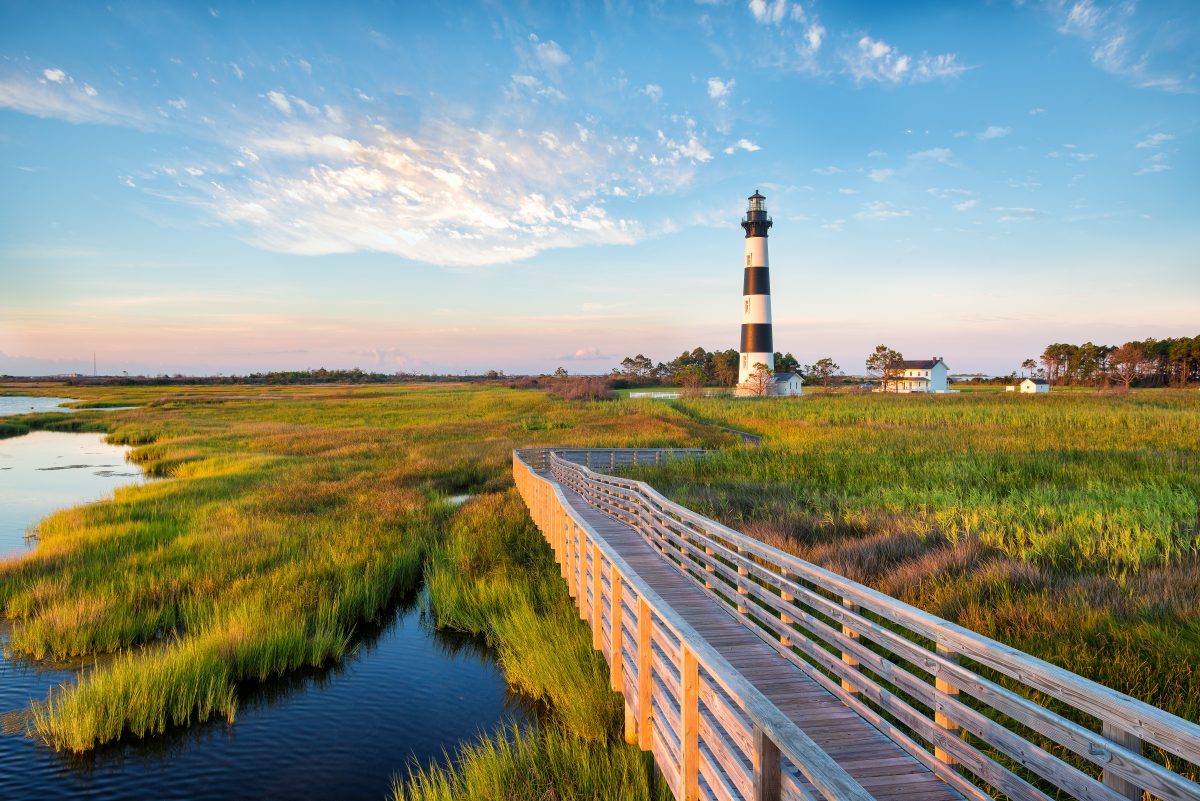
737 190 774 389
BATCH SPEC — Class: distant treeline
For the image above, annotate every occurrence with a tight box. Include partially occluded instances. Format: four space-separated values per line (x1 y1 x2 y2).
606 348 805 388
1033 336 1200 387
6 369 489 386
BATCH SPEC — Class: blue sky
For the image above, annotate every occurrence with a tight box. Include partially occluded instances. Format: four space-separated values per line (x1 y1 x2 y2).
1 0 1196 377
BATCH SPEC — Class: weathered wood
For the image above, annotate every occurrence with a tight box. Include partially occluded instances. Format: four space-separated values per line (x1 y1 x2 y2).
755 725 783 801
518 450 1200 801
592 543 604 649
611 565 625 693
933 644 959 766
1102 722 1143 801
638 595 654 751
682 645 701 800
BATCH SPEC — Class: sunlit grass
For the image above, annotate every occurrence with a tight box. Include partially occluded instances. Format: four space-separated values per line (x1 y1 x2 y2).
0 382 725 752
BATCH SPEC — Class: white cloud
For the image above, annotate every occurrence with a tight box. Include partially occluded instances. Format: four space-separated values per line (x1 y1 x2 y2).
991 207 1041 222
168 108 709 267
813 165 842 175
1135 163 1170 175
867 150 886 159
977 125 1011 140
954 198 978 211
910 147 956 165
231 62 244 80
856 200 911 221
805 24 825 51
642 83 663 102
0 70 145 128
749 0 790 25
868 168 894 182
837 188 858 195
508 74 566 102
1054 1 1194 93
1046 147 1096 162
266 90 292 114
707 77 734 102
822 218 846 232
843 36 969 84
723 138 761 155
167 97 188 110
1028 107 1045 115
1136 132 1173 148
928 187 972 199
534 39 570 69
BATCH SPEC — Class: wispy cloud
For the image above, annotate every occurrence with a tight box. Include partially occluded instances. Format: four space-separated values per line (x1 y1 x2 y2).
1054 0 1195 93
991 206 1042 223
0 67 146 128
856 200 911 221
977 125 1011 140
843 36 970 84
1136 132 1173 148
723 138 761 155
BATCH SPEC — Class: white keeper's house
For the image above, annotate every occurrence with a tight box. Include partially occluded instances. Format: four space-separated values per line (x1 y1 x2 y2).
1020 377 1050 394
890 357 949 393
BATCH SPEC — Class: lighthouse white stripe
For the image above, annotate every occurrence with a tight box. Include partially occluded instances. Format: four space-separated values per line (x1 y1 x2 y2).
741 294 771 323
745 237 769 268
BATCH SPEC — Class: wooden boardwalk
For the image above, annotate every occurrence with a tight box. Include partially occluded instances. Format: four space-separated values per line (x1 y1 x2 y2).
514 448 1200 801
560 480 961 801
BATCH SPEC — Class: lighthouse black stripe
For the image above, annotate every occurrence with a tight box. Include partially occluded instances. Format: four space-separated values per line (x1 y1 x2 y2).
742 266 771 295
740 324 773 353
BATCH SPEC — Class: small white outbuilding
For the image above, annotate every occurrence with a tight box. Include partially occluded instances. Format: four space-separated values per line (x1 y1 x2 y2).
1020 378 1050 394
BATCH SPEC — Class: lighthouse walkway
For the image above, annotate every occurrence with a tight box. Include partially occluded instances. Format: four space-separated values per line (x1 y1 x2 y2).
513 448 1200 801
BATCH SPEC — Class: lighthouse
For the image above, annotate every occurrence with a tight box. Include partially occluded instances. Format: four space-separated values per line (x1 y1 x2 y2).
735 190 801 397
738 190 776 391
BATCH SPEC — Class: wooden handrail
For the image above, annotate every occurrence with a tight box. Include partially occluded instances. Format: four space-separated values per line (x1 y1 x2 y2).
528 448 1200 801
513 449 875 801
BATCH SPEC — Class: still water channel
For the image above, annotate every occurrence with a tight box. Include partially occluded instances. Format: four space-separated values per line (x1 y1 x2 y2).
0 413 529 800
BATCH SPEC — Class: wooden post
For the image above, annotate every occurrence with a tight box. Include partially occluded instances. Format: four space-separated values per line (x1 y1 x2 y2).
934 643 959 765
841 599 860 695
680 645 700 801
566 521 576 594
704 546 716 589
753 724 782 801
1101 722 1143 800
779 578 794 649
611 565 624 693
637 596 653 750
624 699 638 745
592 543 604 649
737 546 749 615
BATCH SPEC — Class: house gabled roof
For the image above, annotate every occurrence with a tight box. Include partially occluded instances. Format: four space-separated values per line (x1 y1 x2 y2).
899 357 946 369
771 372 799 383
1022 377 1049 385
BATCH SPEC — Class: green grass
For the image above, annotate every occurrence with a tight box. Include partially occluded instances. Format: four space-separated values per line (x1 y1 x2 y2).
635 390 1200 723
0 382 724 753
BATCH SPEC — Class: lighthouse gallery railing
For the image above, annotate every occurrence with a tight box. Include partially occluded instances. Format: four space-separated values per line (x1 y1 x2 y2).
513 447 1200 801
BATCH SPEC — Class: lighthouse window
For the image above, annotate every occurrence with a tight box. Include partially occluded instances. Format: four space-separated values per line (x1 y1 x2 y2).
746 254 751 266
744 299 749 313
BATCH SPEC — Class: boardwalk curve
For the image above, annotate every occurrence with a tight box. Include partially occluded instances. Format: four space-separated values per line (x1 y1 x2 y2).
513 448 1200 801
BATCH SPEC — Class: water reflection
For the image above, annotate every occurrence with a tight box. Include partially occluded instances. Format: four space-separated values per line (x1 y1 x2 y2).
0 431 531 800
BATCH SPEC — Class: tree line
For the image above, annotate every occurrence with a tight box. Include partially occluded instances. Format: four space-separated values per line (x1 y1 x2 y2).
607 348 809 388
1031 336 1200 387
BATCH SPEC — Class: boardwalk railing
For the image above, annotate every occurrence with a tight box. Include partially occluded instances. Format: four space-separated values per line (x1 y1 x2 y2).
514 447 1200 801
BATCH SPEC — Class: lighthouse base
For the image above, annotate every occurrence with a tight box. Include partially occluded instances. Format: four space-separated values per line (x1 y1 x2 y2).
734 372 804 398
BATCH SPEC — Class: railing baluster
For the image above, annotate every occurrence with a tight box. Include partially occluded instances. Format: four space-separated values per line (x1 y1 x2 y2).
681 644 700 801
1102 722 1143 800
753 724 782 801
611 565 624 692
780 575 794 650
841 599 860 695
737 545 749 615
637 596 653 751
933 643 959 765
592 543 603 649
704 545 716 589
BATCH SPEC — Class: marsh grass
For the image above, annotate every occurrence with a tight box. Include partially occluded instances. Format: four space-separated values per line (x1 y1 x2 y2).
634 390 1200 723
0 382 725 752
393 724 670 801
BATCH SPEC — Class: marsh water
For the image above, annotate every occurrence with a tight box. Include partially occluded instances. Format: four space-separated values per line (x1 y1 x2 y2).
0 426 529 800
